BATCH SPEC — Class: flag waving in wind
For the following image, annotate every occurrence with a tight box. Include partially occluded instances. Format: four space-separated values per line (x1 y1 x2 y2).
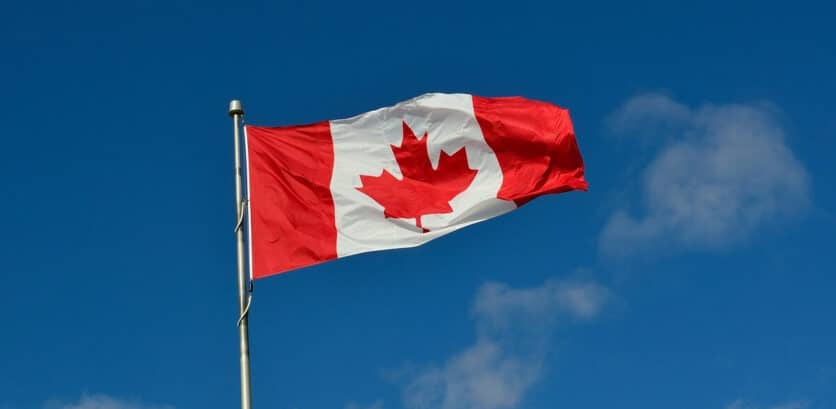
245 93 587 279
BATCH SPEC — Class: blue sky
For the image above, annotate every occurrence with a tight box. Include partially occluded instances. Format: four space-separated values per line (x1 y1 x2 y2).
1 1 834 409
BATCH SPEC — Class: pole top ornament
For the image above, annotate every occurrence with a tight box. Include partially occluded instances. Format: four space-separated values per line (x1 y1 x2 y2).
229 100 244 117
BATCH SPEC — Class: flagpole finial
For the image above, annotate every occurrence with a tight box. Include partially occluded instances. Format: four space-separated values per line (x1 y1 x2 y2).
229 100 244 117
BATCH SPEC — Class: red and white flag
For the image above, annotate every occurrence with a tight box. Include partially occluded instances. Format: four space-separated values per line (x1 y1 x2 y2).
245 93 587 279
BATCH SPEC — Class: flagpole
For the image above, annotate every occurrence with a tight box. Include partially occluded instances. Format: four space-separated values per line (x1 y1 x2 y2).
229 99 253 409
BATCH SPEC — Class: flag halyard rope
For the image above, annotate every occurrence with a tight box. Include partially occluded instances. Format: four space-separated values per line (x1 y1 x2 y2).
235 197 252 328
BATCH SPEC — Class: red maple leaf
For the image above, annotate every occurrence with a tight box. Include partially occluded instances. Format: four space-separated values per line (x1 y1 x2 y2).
357 121 478 232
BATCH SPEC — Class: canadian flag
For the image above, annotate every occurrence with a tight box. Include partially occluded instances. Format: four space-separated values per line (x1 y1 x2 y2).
245 93 586 279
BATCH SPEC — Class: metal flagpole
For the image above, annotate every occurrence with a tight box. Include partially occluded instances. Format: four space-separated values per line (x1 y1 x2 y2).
229 99 253 409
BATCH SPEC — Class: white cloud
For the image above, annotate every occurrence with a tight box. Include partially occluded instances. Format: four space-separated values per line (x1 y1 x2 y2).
606 93 692 139
345 400 384 409
47 395 174 409
770 403 809 409
726 399 808 409
601 93 811 257
401 279 608 409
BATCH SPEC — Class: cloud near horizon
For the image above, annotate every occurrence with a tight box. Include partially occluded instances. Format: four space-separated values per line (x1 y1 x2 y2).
600 93 811 258
726 399 809 409
44 395 174 409
400 278 608 409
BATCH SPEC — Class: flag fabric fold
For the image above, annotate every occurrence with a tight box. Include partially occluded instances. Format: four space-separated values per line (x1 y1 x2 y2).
245 93 586 279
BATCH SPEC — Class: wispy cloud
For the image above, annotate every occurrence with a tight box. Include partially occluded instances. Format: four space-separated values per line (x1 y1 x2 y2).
400 278 608 409
600 93 811 258
344 400 385 409
45 395 174 409
726 399 809 409
606 93 692 140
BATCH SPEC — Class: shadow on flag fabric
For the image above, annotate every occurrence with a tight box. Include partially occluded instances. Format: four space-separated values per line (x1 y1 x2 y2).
245 93 587 279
